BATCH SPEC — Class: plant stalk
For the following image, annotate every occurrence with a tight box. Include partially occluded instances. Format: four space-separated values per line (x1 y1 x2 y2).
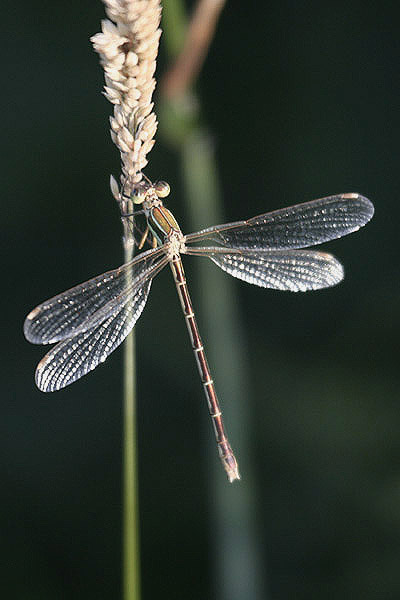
123 240 141 600
160 1 268 598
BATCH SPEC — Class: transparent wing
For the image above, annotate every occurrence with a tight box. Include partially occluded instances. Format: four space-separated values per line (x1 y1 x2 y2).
185 247 344 291
24 246 167 344
34 273 162 392
185 194 374 250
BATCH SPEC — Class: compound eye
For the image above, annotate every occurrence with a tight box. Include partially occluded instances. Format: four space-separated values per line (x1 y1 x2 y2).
131 186 146 204
155 181 170 198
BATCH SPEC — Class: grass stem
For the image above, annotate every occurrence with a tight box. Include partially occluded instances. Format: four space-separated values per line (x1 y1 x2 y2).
123 242 141 600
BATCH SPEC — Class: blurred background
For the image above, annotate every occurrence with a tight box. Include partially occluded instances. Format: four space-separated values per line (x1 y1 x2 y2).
2 1 399 598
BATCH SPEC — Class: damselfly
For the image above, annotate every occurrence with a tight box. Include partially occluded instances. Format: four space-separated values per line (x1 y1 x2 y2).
24 182 374 481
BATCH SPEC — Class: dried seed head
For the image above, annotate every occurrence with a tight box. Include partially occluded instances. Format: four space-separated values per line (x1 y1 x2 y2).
91 0 162 197
109 174 120 200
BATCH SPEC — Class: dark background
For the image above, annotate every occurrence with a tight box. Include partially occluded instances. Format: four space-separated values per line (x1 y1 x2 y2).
2 1 399 598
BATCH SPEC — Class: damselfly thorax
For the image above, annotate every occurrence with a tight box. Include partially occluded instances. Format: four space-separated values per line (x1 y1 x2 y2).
24 180 374 482
128 179 185 256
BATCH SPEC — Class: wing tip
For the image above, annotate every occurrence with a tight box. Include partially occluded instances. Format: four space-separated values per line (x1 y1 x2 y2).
341 193 375 224
328 255 345 287
35 355 52 392
23 321 36 344
296 253 344 292
24 307 41 343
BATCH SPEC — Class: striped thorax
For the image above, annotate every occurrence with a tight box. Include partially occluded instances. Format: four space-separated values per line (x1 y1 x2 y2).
132 180 186 256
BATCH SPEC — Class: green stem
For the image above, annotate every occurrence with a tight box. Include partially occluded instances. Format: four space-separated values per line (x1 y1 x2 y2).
181 128 267 600
123 242 141 600
160 1 268 598
162 0 187 57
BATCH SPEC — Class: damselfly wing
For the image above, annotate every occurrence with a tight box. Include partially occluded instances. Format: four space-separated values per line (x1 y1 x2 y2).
24 185 374 481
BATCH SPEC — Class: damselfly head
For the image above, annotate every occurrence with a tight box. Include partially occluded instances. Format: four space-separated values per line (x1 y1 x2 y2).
155 180 170 198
